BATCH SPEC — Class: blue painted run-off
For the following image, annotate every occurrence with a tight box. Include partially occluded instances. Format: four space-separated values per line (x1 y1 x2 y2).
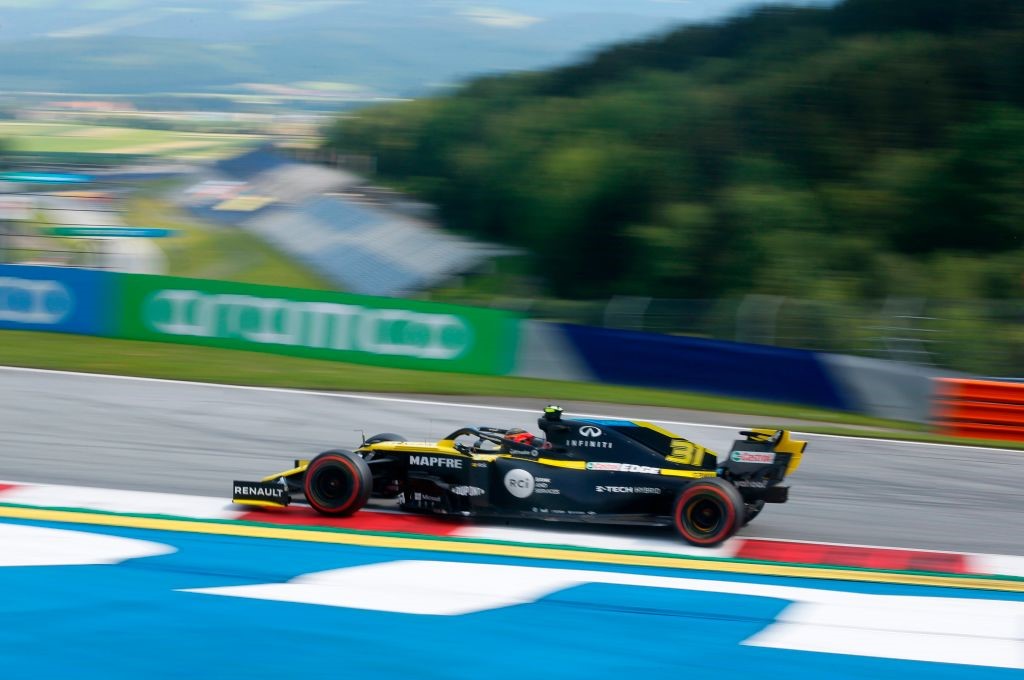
559 323 852 411
0 519 1018 680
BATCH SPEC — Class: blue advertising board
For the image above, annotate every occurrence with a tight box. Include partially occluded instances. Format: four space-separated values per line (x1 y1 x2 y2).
559 323 852 410
0 264 113 335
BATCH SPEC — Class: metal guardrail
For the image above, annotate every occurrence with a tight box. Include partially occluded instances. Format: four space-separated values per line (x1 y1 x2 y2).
0 225 122 269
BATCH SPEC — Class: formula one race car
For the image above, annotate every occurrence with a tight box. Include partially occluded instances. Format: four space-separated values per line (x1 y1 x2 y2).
231 406 806 546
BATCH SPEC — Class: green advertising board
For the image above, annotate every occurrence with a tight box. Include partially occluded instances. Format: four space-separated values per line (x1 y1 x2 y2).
113 274 521 375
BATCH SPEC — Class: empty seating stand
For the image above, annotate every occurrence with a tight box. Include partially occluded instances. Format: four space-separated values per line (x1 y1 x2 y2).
184 147 506 297
243 195 498 297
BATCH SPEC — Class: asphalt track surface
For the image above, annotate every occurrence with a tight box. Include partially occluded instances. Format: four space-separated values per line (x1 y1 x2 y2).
1 366 1021 555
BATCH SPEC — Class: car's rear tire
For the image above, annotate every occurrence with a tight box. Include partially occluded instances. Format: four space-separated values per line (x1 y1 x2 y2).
672 478 744 546
364 433 405 445
303 449 373 516
743 500 765 526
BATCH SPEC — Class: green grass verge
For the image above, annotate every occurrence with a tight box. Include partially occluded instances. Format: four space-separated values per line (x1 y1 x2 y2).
4 329 1019 451
0 121 261 159
123 196 337 290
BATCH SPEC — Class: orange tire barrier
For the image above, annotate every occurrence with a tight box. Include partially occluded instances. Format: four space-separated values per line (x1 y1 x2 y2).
934 378 1024 441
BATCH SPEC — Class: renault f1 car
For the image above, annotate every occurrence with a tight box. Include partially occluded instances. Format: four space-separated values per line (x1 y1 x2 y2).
231 406 806 546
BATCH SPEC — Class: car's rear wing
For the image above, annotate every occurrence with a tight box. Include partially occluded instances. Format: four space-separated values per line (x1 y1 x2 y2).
718 428 807 503
734 428 807 476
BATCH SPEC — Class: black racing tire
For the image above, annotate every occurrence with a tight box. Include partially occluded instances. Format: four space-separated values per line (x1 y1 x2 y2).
303 449 373 516
364 432 405 445
672 478 744 547
743 500 766 526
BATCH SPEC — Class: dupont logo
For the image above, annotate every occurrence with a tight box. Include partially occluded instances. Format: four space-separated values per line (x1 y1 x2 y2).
579 425 603 438
730 451 775 464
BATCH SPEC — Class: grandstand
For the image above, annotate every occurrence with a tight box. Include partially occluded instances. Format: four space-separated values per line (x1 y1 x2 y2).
246 196 505 296
246 163 360 203
213 145 290 181
180 147 512 297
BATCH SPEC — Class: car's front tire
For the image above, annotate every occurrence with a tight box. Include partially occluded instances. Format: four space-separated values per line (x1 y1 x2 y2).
303 449 373 516
672 478 744 546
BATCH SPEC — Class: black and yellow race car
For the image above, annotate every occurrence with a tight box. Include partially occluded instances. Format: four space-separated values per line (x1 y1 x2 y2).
231 406 806 546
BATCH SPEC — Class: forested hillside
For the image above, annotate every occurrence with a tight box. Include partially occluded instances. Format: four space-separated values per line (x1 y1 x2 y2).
324 0 1024 302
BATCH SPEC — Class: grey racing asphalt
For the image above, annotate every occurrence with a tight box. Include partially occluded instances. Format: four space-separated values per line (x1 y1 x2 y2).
0 366 1020 555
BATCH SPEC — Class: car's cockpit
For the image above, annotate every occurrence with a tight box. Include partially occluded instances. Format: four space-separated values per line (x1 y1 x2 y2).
443 427 546 457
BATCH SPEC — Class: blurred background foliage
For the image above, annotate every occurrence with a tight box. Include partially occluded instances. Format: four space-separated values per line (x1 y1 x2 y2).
323 0 1024 314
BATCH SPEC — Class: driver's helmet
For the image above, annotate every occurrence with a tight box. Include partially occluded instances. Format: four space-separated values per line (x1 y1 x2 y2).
504 428 547 449
504 428 536 445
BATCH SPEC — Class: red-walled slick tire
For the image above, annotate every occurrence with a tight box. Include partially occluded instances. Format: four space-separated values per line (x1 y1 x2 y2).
672 478 744 546
303 449 373 516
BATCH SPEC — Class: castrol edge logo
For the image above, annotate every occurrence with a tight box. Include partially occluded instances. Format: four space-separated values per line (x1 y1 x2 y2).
730 450 775 464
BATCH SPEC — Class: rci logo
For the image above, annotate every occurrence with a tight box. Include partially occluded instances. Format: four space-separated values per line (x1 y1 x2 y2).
503 469 535 499
579 425 603 438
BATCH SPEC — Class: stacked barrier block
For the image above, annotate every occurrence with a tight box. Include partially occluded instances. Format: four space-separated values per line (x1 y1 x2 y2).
934 378 1024 440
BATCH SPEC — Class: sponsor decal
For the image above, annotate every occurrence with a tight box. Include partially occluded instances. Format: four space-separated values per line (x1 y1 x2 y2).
504 469 535 498
533 477 560 495
145 289 471 360
596 485 662 494
668 440 709 467
735 479 768 488
412 492 442 503
586 462 620 471
585 462 660 474
0 277 73 325
731 451 776 464
450 485 486 497
623 464 661 474
233 484 287 499
409 455 463 469
578 425 603 438
567 440 613 449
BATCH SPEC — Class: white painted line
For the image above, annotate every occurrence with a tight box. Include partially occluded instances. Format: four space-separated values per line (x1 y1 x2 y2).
0 365 1012 452
186 561 586 616
748 623 1023 669
186 559 1024 669
0 482 242 520
970 554 1024 579
0 524 175 567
